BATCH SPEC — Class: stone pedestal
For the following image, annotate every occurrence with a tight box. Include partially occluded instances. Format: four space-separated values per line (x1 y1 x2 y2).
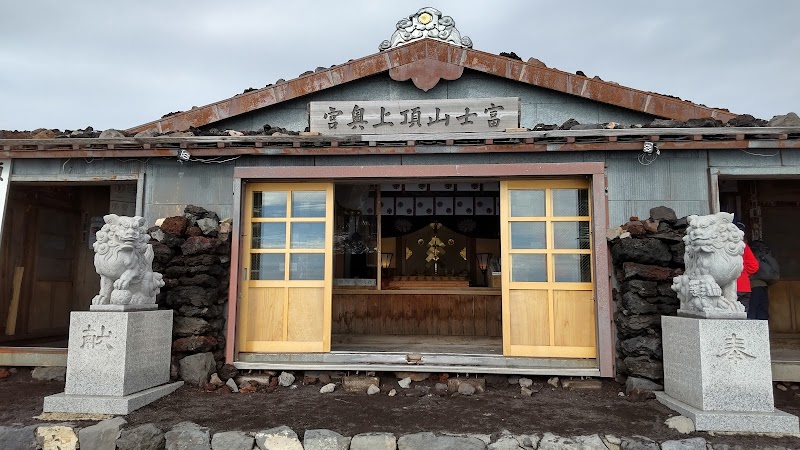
43 310 182 415
655 316 799 433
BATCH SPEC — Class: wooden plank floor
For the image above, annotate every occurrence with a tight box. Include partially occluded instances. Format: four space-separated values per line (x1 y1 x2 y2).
332 334 503 355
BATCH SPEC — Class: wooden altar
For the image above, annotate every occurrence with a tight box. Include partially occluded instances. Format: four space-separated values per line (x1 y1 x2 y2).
383 275 470 289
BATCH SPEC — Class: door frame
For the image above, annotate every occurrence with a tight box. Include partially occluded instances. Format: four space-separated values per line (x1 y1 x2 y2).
0 171 144 366
226 162 613 376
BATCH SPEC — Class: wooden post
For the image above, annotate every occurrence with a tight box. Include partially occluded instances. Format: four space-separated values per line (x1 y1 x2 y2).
6 266 23 335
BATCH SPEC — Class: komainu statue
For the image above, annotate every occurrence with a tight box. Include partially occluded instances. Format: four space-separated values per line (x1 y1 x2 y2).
671 212 746 317
92 214 165 305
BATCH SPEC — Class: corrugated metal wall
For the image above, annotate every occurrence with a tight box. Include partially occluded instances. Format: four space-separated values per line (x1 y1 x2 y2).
144 160 235 223
11 148 800 230
11 158 142 177
605 150 711 226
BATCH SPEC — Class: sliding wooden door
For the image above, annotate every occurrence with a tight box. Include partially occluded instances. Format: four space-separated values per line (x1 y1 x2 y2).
500 179 596 358
238 183 333 353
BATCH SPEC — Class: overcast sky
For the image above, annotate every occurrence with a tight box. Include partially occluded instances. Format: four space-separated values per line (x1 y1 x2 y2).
2 1 798 131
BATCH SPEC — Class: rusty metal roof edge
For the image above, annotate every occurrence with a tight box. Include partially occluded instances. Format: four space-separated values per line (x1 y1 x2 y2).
453 44 736 120
3 126 799 147
124 39 738 134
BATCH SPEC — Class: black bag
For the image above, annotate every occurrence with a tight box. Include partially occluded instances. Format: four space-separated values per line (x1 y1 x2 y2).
750 241 780 284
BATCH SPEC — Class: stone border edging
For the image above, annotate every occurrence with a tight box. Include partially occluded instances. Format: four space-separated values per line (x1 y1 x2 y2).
2 420 796 450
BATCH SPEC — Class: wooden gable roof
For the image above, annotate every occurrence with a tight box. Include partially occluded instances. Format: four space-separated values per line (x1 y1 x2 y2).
127 39 737 134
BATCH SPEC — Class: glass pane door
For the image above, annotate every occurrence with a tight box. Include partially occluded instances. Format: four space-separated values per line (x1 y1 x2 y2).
501 179 596 358
238 183 333 353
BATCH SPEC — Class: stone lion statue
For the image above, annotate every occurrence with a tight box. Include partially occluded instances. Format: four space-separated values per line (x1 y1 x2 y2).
671 212 745 316
91 214 165 305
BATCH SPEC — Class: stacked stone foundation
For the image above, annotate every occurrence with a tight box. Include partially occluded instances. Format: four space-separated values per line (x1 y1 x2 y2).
149 206 232 376
609 207 687 383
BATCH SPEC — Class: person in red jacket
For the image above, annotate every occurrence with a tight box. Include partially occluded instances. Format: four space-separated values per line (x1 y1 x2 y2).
735 222 760 313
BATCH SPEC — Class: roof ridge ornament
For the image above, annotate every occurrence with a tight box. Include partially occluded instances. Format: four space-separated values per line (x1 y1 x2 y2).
379 7 473 51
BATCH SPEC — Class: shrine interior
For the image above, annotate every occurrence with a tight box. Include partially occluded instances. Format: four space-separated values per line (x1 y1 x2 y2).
331 180 503 354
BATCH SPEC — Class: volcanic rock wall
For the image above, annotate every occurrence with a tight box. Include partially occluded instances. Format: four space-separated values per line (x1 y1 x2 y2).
149 206 232 373
609 206 687 383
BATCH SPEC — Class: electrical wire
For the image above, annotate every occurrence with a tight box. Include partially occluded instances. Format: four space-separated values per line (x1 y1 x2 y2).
739 149 780 157
637 151 659 166
189 155 242 164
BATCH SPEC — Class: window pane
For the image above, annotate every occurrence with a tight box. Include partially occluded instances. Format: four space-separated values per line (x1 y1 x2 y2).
291 222 325 249
510 222 546 249
510 190 545 217
511 254 547 282
553 189 589 216
554 254 592 282
252 222 286 249
252 191 287 218
292 191 326 217
553 221 591 249
290 253 325 280
250 253 285 280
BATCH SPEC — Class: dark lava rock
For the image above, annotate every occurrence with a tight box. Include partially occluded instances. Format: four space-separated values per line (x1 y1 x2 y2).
173 335 218 352
622 262 674 281
218 364 239 380
174 317 211 336
616 314 661 337
621 335 662 359
649 206 677 222
559 118 580 130
685 117 723 128
181 236 219 256
623 356 664 381
649 232 684 244
164 266 191 278
151 243 174 264
184 205 220 223
178 305 212 318
161 216 189 236
657 283 678 297
726 114 767 127
670 243 686 265
623 220 646 237
179 274 220 288
186 226 203 237
621 292 658 315
484 375 509 388
657 303 679 315
185 254 221 266
621 280 658 298
625 376 663 402
167 285 217 307
188 265 227 277
532 123 557 131
499 51 522 61
159 234 186 248
611 238 672 265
